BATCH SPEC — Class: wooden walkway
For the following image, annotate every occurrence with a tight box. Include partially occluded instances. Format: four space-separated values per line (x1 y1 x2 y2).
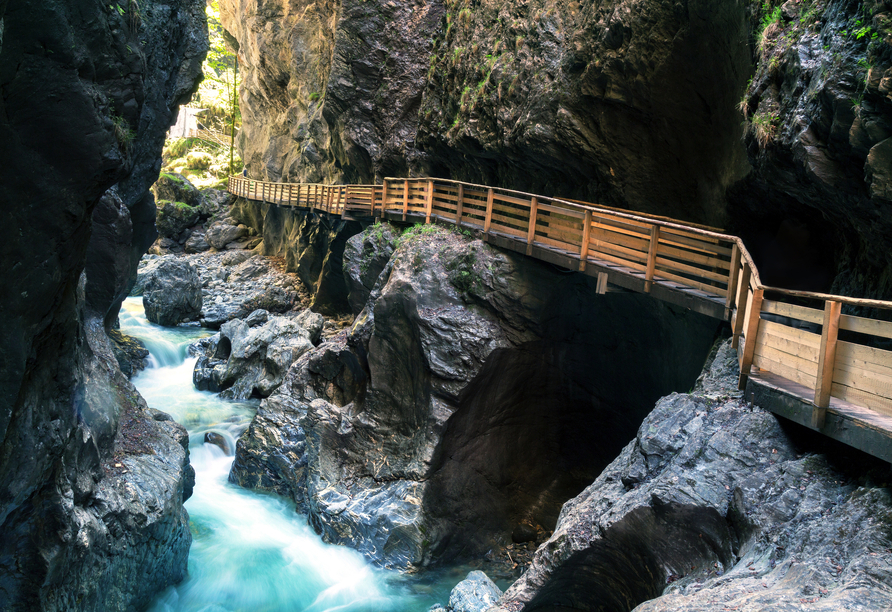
227 175 892 462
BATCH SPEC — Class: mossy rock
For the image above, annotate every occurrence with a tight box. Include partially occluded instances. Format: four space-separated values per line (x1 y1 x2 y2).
153 172 201 207
185 151 214 170
156 199 200 238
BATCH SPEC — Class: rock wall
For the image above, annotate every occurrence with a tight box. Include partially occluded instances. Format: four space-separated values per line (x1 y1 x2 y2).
0 0 206 608
231 197 365 314
230 224 720 568
492 340 892 612
220 0 750 226
731 0 892 300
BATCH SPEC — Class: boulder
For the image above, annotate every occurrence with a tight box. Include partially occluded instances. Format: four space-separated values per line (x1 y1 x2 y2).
448 571 503 612
198 188 234 220
153 172 202 208
156 200 200 239
141 257 203 326
194 310 324 399
206 219 248 249
184 232 210 253
343 221 399 315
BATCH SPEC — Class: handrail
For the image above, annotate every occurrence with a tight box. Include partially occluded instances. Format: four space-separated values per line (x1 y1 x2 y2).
227 175 892 434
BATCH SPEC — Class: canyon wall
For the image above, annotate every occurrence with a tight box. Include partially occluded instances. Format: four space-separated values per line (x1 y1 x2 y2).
0 0 206 608
223 0 892 299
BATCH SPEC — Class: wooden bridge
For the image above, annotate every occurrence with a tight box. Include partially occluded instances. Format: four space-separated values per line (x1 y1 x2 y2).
228 175 892 463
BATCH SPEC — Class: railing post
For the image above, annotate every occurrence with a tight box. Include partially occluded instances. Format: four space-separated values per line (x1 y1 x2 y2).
738 288 764 390
402 180 410 221
338 186 345 215
483 188 494 234
813 300 842 428
579 209 592 272
644 226 660 292
380 181 388 219
455 183 464 228
725 243 741 316
425 180 434 223
526 196 539 256
341 186 348 219
731 263 752 349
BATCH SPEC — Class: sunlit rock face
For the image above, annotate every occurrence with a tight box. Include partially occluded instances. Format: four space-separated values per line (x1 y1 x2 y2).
230 224 720 569
220 0 751 226
0 0 206 608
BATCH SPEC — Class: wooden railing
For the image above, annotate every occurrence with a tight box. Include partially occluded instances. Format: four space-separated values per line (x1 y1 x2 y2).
228 175 892 429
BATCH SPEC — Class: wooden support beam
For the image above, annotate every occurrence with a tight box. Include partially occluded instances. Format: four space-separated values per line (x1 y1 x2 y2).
731 263 752 349
380 182 388 218
402 181 409 221
483 188 494 233
813 300 842 428
338 186 345 215
738 288 764 390
579 209 592 272
341 186 348 219
596 272 608 295
455 183 464 227
725 243 740 312
425 180 434 223
644 225 660 292
526 197 539 256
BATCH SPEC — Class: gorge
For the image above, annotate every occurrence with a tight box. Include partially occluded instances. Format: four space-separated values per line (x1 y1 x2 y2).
2 0 892 611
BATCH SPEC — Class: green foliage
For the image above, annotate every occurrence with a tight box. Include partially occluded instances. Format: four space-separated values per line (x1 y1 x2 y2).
760 3 782 33
111 114 135 149
308 92 321 102
445 249 481 296
750 111 779 147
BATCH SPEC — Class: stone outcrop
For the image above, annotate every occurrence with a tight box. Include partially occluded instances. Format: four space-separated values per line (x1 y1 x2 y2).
230 198 365 315
193 308 323 399
342 221 399 314
156 200 201 239
140 257 204 326
490 340 892 612
445 571 503 612
0 0 205 605
230 224 720 568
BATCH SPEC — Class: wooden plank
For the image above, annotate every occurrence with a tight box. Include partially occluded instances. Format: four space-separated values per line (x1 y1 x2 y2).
739 288 764 389
589 226 650 254
526 197 539 256
758 319 821 349
732 264 751 349
589 240 649 265
754 342 819 380
402 181 409 221
484 188 494 233
490 212 527 230
753 351 818 390
491 201 529 223
658 227 734 257
591 215 651 239
425 180 434 223
588 250 648 273
839 313 892 340
490 222 528 239
833 365 892 401
455 183 464 227
835 340 892 376
652 268 726 298
755 323 820 363
761 299 823 325
830 383 892 417
379 182 388 217
537 214 584 235
536 224 581 247
536 233 585 255
654 256 730 285
538 202 585 219
493 191 535 208
644 226 660 293
814 299 842 426
579 210 592 272
596 271 608 294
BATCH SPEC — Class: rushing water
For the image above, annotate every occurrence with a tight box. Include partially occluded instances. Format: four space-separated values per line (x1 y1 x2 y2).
119 298 487 612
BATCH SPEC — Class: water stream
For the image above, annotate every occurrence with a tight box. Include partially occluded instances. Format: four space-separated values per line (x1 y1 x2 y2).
119 298 487 612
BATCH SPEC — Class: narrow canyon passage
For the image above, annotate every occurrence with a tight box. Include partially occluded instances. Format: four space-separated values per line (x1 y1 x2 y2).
118 298 492 611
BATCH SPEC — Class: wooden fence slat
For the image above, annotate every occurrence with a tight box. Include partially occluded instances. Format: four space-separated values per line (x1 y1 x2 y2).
738 288 764 389
526 197 539 256
644 226 660 293
579 210 592 272
732 264 751 349
483 188 494 233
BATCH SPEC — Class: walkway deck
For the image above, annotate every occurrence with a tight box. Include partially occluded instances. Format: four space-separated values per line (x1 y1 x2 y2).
227 175 892 463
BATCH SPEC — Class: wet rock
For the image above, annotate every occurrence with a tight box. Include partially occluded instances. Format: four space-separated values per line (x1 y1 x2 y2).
108 328 150 378
492 340 892 612
343 221 399 315
153 172 202 208
142 257 203 326
245 309 269 327
196 310 323 400
199 187 234 219
204 431 233 455
206 219 248 249
156 200 201 239
447 571 502 612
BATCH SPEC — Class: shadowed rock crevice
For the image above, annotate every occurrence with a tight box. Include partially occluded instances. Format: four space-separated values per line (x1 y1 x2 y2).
524 505 738 612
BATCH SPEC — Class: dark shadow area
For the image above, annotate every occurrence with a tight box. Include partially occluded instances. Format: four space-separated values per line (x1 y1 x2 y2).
523 504 738 612
424 278 723 561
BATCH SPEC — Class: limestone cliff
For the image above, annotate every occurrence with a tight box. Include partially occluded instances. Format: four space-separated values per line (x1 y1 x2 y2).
0 0 206 608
